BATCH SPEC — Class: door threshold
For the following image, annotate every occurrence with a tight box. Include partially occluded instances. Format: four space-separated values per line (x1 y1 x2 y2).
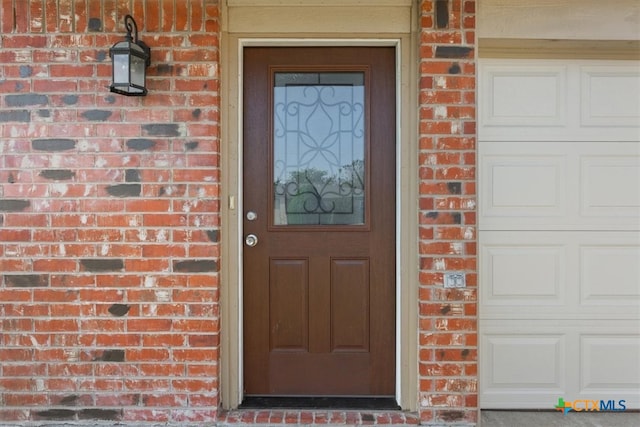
239 396 400 410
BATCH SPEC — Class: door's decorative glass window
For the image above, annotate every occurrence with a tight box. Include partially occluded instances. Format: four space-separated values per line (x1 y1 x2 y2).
273 72 366 226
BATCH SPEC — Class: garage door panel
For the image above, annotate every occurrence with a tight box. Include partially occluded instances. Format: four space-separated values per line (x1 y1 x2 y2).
581 66 640 127
481 154 567 219
482 65 567 127
581 155 640 218
482 333 565 390
580 243 640 306
481 241 566 306
581 335 640 393
481 321 571 409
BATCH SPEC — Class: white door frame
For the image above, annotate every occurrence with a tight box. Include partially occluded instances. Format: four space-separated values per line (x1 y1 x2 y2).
219 2 419 411
220 36 419 410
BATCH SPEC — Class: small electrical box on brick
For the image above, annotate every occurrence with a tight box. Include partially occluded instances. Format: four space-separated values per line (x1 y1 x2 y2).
444 272 466 288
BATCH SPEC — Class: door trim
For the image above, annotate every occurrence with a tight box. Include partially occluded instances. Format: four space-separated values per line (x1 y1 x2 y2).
220 37 418 411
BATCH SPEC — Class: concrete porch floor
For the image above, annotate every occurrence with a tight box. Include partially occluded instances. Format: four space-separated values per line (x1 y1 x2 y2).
481 410 640 427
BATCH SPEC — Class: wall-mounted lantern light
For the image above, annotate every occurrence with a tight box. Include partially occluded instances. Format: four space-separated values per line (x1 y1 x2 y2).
109 15 151 96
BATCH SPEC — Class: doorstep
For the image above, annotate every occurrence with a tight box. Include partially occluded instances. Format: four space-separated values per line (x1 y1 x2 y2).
217 408 420 425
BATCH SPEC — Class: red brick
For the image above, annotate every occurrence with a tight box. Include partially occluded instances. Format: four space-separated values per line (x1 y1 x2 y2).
32 259 77 272
142 0 160 31
127 319 172 332
161 0 175 31
172 349 217 362
186 364 217 377
129 0 144 25
95 333 141 347
127 348 170 362
436 136 475 150
33 319 79 333
171 378 216 392
174 0 189 31
138 363 184 377
124 199 171 212
121 378 168 392
421 16 434 29
143 393 188 407
190 0 203 31
124 258 171 272
420 89 462 105
255 411 270 423
0 229 32 241
422 31 463 44
1 0 13 33
142 214 188 227
4 394 48 406
122 408 170 422
48 64 95 78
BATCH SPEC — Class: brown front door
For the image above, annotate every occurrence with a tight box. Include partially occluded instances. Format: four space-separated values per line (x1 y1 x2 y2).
243 47 395 396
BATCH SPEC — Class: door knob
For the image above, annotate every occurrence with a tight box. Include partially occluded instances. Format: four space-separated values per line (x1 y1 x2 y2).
245 234 259 247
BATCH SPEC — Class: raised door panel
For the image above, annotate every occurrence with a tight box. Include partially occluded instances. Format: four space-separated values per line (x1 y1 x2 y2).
579 242 640 307
580 334 640 393
481 65 567 128
482 334 566 388
481 242 566 306
581 66 640 127
580 156 640 220
330 259 370 352
269 258 309 351
480 154 566 221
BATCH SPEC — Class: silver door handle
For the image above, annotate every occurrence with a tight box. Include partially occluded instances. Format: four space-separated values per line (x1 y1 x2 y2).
245 234 258 247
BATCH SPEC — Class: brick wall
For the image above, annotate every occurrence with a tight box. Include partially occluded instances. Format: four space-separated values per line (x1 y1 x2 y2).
1 0 477 425
0 0 221 423
418 0 478 424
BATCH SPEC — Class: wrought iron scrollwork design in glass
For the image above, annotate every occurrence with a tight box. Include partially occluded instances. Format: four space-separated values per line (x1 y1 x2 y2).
273 73 366 225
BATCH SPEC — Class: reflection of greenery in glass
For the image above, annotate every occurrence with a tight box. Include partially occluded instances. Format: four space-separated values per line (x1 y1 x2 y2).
275 160 364 225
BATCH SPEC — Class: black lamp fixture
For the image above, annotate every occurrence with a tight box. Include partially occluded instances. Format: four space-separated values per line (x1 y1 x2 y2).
109 15 151 96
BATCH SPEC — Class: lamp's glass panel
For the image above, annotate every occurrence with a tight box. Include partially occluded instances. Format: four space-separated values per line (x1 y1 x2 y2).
130 55 145 88
112 53 129 84
273 72 366 226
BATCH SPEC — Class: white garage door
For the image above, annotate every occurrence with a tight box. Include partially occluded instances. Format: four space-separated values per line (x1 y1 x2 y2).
479 59 640 409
